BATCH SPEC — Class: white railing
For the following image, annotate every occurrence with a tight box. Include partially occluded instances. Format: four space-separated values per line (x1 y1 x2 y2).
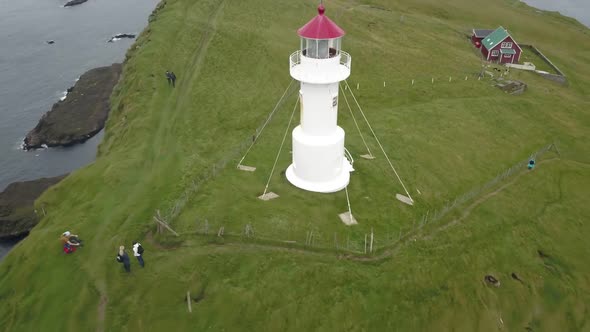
344 147 354 167
339 51 351 70
289 50 352 70
290 51 301 68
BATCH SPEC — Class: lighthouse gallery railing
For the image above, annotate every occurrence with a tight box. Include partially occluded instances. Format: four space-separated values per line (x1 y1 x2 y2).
289 50 352 70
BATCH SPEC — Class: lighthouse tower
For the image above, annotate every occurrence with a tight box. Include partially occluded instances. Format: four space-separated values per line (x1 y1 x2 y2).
286 4 353 193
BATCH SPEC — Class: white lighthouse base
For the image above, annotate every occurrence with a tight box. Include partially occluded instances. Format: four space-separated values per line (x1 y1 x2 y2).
286 159 351 193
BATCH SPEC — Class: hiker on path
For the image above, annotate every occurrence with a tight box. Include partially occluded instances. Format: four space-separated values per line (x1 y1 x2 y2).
117 246 131 273
165 70 172 86
170 71 177 87
132 241 145 268
60 231 82 247
60 231 80 254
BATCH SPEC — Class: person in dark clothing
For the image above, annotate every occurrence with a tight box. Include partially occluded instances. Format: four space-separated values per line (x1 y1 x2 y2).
116 245 131 273
170 72 177 87
165 71 172 85
132 241 145 268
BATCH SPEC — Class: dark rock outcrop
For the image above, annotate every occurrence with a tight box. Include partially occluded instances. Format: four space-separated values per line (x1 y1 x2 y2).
108 34 136 43
64 0 88 7
23 64 122 150
484 275 500 287
0 175 66 239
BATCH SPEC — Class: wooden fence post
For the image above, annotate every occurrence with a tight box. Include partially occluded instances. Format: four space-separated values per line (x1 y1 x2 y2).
153 210 179 237
370 228 374 253
187 291 192 313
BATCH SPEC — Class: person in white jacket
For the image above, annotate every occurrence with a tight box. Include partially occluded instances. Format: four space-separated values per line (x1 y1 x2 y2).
132 241 145 268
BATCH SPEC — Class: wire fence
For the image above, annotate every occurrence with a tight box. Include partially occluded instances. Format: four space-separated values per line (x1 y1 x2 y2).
371 142 560 253
155 142 559 257
192 219 370 254
341 65 516 92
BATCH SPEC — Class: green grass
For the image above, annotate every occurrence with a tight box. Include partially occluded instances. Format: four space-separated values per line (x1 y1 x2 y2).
0 0 589 330
519 45 559 74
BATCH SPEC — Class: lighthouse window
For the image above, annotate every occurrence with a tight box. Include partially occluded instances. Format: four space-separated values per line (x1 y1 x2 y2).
301 38 342 59
305 39 318 58
332 96 338 107
318 39 329 58
328 38 341 57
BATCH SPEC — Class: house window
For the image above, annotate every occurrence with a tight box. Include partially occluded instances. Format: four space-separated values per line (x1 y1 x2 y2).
501 42 513 48
491 50 499 56
504 54 511 58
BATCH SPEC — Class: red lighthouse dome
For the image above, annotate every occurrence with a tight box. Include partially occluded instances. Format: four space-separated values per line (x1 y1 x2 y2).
297 4 345 39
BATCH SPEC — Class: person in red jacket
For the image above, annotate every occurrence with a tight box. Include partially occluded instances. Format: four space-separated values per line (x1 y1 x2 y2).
60 231 82 253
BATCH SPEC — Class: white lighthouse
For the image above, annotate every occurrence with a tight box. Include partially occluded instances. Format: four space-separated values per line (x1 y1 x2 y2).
286 4 353 193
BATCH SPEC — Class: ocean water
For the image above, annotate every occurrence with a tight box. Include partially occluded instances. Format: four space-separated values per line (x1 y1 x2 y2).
0 0 159 191
521 0 590 27
0 234 27 261
0 0 159 260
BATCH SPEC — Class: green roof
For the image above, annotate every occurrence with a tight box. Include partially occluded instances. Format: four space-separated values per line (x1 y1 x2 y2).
500 48 516 55
482 27 509 51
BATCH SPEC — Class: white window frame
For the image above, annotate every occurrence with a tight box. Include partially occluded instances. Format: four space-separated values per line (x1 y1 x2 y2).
491 50 499 56
501 42 513 48
504 54 511 58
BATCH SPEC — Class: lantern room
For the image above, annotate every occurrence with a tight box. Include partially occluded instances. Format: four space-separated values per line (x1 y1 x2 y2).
289 4 351 85
297 4 345 59
300 37 341 59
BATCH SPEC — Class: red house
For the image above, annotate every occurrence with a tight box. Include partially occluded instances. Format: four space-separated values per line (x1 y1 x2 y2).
471 29 494 47
471 27 522 64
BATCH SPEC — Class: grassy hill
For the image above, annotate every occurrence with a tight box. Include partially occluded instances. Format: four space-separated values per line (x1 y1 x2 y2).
1 0 589 330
